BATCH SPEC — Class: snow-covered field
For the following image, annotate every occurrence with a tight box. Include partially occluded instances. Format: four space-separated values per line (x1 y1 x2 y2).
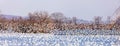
50 29 120 35
0 33 120 46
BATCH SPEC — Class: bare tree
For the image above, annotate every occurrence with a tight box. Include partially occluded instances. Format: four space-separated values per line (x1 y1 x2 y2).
94 16 102 29
50 12 66 30
106 16 111 24
64 17 72 24
111 16 120 30
28 11 51 23
115 16 120 25
28 11 53 33
72 17 77 25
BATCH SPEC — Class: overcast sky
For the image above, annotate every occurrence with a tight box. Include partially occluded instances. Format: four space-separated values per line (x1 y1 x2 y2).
0 0 120 20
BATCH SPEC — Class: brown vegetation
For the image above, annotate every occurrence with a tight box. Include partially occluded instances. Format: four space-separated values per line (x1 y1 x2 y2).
0 11 120 33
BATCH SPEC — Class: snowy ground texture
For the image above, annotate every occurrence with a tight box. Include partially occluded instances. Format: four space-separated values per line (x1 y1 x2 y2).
50 29 120 35
0 33 120 46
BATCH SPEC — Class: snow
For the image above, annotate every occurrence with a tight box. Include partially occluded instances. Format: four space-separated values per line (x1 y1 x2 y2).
50 29 120 35
0 33 120 46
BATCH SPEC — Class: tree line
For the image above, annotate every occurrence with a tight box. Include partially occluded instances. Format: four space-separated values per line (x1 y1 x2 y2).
0 11 120 33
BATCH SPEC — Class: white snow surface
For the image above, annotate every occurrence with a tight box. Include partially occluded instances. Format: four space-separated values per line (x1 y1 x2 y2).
0 33 120 46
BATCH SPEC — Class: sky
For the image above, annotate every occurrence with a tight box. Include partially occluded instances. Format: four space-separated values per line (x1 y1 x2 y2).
0 0 120 20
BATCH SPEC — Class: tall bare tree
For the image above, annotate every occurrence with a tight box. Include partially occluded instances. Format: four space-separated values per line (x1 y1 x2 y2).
72 17 77 25
94 16 102 29
50 12 66 30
